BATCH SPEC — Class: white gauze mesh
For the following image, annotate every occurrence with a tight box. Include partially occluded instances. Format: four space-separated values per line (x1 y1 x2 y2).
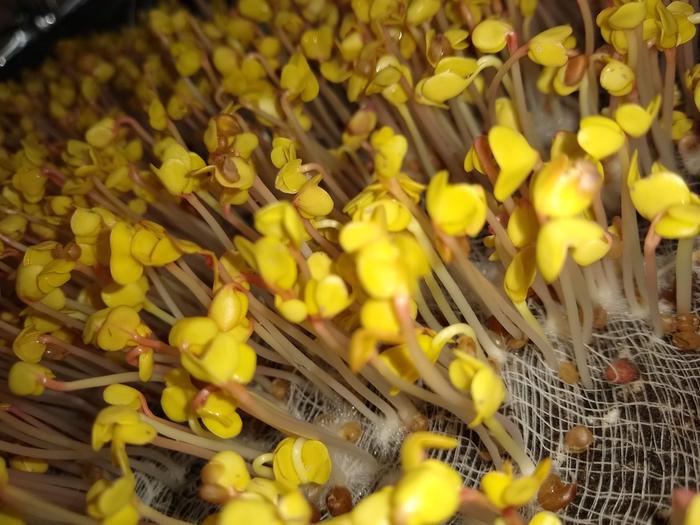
133 249 700 525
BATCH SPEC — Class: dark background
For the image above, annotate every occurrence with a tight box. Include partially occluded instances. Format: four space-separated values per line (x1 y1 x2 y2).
0 0 152 78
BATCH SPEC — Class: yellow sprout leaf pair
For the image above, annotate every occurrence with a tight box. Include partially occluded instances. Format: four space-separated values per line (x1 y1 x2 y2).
271 437 332 489
356 236 429 300
169 309 255 386
629 170 691 221
401 431 459 470
654 203 700 239
629 170 700 238
254 236 299 291
416 62 473 106
528 25 572 67
154 143 207 195
614 96 662 138
12 326 46 363
111 220 184 285
472 19 512 53
209 285 249 332
83 306 144 352
8 361 54 396
341 109 378 150
196 391 244 439
426 170 487 237
655 1 697 49
218 489 311 525
577 116 625 160
9 456 48 474
481 459 552 509
161 368 243 439
379 332 440 390
449 351 506 427
600 59 635 96
325 432 461 525
504 246 537 303
91 405 156 452
255 201 310 247
85 117 115 149
305 273 352 320
371 126 409 180
406 0 441 25
212 154 256 193
301 26 333 61
294 175 334 219
86 476 139 525
201 450 251 495
489 126 540 202
536 218 611 282
392 458 462 525
531 156 603 219
169 316 222 355
101 277 149 311
180 331 257 386
15 242 74 306
280 53 319 102
360 297 417 334
507 201 539 249
160 368 198 423
103 384 142 410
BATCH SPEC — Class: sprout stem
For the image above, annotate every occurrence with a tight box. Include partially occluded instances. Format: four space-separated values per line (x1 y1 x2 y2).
576 0 597 114
165 263 212 307
483 417 535 475
618 148 648 312
643 224 665 336
1 484 97 525
44 372 151 391
560 260 593 388
486 44 530 125
185 194 234 251
662 48 677 139
676 238 694 315
222 382 378 467
141 415 263 460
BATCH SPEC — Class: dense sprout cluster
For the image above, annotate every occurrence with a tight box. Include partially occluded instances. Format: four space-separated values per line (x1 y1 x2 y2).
0 0 699 524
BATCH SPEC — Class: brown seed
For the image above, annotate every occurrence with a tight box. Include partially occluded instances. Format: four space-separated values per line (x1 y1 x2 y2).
661 314 677 334
564 54 587 86
672 331 700 351
592 306 608 330
456 334 476 354
326 486 353 516
67 242 82 261
340 420 363 443
478 448 493 462
538 473 577 511
485 316 508 337
43 345 68 361
270 378 290 400
427 34 452 66
199 483 231 504
675 313 700 332
407 413 429 432
309 501 321 523
564 425 594 453
215 114 241 137
506 336 528 351
558 361 580 385
605 358 639 384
